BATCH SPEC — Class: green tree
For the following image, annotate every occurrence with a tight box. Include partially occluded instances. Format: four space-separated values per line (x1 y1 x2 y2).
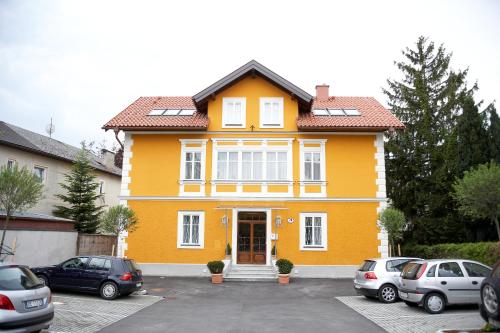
486 104 500 163
99 205 138 235
383 36 474 244
453 162 500 240
53 144 104 233
0 164 44 254
379 208 406 256
455 96 489 176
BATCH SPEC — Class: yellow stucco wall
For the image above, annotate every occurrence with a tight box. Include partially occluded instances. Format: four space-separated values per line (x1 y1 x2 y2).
126 200 379 265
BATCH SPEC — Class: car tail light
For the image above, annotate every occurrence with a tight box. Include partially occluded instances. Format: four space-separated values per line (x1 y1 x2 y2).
364 272 377 280
0 294 15 310
120 272 133 281
415 263 428 280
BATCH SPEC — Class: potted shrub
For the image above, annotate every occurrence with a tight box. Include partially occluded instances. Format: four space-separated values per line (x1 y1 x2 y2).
271 244 277 258
276 258 293 284
207 260 225 284
225 243 232 259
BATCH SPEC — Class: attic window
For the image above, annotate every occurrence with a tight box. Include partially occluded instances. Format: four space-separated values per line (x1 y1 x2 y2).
148 109 196 116
312 108 360 116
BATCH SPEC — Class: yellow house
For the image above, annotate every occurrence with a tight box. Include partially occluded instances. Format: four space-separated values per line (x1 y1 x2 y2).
103 60 404 279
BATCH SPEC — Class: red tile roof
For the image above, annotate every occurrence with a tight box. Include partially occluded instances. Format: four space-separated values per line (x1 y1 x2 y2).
103 97 208 130
104 96 402 131
297 97 404 130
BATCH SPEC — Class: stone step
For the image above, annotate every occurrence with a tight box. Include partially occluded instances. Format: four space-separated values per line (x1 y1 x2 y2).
226 270 276 276
224 275 277 282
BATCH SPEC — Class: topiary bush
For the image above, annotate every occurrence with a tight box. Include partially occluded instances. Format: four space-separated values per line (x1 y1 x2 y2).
402 242 500 266
276 258 294 274
207 260 225 274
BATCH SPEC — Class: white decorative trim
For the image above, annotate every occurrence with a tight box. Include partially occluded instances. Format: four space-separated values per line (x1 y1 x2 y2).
374 133 388 258
260 97 284 128
120 195 387 202
222 97 246 128
177 211 205 249
231 207 272 266
127 131 384 135
179 139 207 196
299 212 328 251
117 133 134 258
298 139 327 197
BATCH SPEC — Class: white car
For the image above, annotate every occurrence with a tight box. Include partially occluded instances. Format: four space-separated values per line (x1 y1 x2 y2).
0 263 54 332
354 257 420 303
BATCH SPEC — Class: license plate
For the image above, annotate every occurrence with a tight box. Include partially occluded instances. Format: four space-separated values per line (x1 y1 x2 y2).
136 282 142 287
400 292 408 298
25 299 43 309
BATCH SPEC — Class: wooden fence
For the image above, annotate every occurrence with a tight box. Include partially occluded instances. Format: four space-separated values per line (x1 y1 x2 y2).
77 234 118 256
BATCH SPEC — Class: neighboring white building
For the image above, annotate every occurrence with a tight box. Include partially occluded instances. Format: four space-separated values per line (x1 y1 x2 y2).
0 121 122 215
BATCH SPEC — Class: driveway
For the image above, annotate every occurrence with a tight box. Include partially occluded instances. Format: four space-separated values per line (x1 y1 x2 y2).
100 277 384 333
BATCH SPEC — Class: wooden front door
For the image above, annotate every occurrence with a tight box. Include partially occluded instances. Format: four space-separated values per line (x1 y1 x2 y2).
237 213 266 264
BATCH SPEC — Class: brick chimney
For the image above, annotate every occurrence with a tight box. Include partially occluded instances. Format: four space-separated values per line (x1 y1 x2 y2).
315 84 330 101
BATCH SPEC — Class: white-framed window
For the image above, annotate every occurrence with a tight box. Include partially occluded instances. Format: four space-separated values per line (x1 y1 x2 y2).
304 152 321 181
300 213 327 251
184 151 202 180
33 165 47 183
215 149 290 181
222 97 246 128
260 97 284 128
7 159 16 170
99 180 105 194
266 151 287 180
217 151 238 180
177 211 205 249
242 152 263 180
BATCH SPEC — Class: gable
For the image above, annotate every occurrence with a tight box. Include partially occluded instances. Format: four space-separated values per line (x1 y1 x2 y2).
207 76 299 131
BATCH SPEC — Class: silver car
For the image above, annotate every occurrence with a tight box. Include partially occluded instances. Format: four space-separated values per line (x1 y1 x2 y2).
0 263 54 332
399 259 492 314
354 257 419 303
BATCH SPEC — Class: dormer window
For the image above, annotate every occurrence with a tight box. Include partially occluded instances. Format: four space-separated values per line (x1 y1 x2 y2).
148 109 195 116
260 97 284 128
222 98 246 128
312 108 360 116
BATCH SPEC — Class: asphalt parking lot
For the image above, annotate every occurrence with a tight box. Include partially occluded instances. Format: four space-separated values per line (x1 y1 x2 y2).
44 277 485 333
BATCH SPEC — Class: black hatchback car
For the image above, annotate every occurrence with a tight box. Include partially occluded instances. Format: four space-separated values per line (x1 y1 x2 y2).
480 260 500 329
31 256 143 300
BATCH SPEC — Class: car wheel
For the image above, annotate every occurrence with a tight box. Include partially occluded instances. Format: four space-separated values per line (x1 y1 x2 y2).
37 275 49 287
482 284 499 317
424 293 445 314
404 300 418 307
100 281 119 300
378 284 398 303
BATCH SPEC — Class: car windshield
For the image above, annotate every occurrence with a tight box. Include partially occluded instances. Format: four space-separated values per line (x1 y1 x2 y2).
125 260 139 272
359 260 377 271
0 266 44 290
402 262 423 279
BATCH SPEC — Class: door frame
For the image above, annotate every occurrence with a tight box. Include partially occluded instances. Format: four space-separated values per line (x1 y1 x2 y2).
231 208 272 266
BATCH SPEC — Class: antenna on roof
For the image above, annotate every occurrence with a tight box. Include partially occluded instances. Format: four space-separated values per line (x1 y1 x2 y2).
45 118 55 138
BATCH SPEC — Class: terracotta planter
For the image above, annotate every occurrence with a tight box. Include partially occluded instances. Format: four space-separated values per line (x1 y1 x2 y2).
211 273 223 284
278 274 290 284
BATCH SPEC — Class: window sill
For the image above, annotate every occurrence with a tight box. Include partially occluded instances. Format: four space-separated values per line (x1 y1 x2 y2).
300 246 327 251
179 180 206 184
178 244 203 249
211 180 293 185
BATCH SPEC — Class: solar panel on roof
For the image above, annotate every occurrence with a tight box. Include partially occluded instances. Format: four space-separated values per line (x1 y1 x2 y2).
327 109 345 116
164 109 180 116
148 109 165 116
312 109 329 116
178 109 195 116
344 109 360 116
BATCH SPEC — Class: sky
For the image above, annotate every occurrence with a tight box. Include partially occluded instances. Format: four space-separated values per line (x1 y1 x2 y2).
1 0 499 149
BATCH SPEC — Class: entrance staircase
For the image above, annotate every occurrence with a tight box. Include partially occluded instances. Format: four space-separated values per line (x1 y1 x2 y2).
224 264 277 282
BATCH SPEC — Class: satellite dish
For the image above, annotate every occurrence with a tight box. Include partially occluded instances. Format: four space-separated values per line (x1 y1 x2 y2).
45 118 55 138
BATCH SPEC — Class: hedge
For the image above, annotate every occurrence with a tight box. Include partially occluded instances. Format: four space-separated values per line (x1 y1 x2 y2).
402 242 500 266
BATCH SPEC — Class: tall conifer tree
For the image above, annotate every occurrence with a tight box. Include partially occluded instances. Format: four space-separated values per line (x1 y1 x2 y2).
486 104 500 163
53 144 104 233
383 36 473 244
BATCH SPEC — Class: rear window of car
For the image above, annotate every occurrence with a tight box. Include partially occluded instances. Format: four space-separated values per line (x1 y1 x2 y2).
124 260 139 272
386 259 413 272
402 262 423 279
359 260 377 271
0 266 44 291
